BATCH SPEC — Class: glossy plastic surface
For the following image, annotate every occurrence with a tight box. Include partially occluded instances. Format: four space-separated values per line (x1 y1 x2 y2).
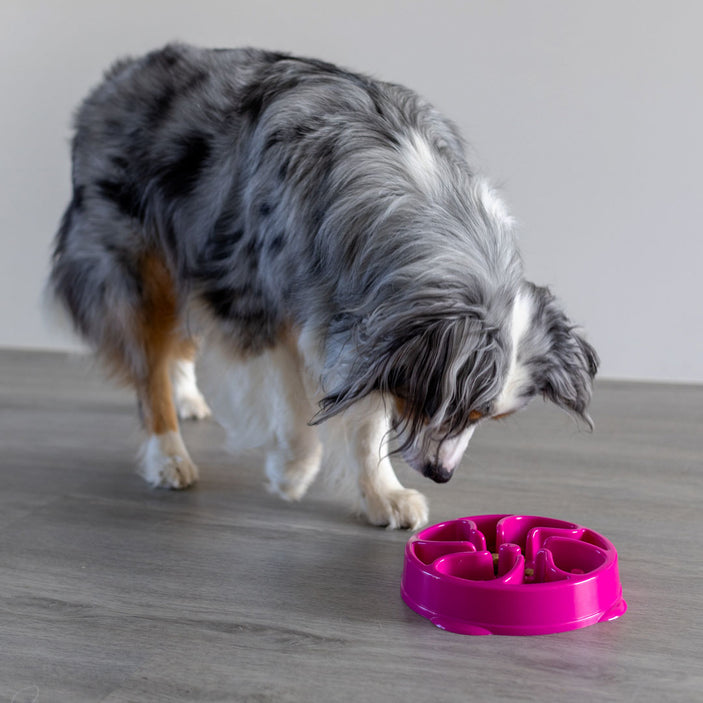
401 514 627 636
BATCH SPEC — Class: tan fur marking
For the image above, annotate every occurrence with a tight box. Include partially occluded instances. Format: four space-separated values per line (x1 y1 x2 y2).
174 336 199 362
136 253 180 435
394 396 408 418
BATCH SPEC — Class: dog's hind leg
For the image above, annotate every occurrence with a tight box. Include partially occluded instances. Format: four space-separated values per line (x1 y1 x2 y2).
51 215 198 487
134 254 199 489
171 339 212 421
50 180 200 488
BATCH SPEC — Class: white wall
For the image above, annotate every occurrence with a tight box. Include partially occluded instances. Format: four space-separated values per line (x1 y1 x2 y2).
1 0 701 382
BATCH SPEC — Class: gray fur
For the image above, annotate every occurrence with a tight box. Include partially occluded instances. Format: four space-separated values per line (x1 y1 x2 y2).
49 43 598 473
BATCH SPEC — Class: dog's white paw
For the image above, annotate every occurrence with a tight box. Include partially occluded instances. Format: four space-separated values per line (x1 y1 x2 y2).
175 390 212 421
265 447 322 502
172 359 211 420
363 488 429 530
139 432 199 489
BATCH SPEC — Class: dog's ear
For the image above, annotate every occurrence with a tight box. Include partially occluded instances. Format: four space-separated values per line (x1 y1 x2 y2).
312 315 462 425
313 303 503 441
526 284 599 428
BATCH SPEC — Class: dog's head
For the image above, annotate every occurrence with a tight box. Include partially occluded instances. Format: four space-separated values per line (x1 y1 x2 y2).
317 282 598 483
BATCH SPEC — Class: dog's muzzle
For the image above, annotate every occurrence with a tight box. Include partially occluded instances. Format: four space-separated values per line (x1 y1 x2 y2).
421 462 454 483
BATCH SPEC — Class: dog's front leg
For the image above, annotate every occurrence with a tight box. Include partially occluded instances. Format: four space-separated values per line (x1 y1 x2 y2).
324 394 429 530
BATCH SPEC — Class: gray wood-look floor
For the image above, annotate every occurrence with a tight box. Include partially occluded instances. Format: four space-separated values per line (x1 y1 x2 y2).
0 349 701 703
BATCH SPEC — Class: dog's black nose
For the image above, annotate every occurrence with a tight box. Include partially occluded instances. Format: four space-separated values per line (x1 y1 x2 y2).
422 462 453 483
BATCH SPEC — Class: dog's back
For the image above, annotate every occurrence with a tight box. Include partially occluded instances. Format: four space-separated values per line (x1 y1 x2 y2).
52 44 476 349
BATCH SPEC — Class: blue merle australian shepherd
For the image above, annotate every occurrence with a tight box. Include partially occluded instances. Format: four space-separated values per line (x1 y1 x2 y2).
49 44 598 529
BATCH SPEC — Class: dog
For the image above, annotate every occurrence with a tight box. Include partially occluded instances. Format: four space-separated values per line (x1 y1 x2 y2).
49 44 598 529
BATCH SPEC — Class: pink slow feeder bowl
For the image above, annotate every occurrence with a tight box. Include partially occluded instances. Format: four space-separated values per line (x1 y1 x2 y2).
401 514 626 636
